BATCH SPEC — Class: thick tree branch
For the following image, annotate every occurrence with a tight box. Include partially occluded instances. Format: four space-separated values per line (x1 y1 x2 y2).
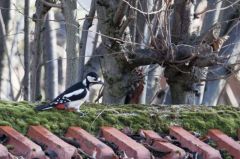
113 0 129 26
39 0 62 8
127 49 166 67
119 16 134 36
171 0 194 43
126 43 215 68
193 54 226 67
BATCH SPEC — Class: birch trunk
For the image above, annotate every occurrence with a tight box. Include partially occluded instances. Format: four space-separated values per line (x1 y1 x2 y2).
43 11 58 100
62 0 78 87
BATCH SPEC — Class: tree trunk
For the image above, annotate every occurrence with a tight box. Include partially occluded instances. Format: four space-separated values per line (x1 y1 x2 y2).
0 0 10 32
164 65 192 104
0 10 11 99
62 0 78 87
135 0 147 43
23 0 30 101
0 10 6 98
78 0 96 81
145 65 163 104
195 0 222 104
0 0 11 97
96 0 134 104
31 1 50 101
101 53 127 104
43 11 58 101
166 0 195 104
84 43 104 76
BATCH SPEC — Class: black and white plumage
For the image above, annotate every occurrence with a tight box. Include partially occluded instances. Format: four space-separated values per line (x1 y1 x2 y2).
35 72 103 112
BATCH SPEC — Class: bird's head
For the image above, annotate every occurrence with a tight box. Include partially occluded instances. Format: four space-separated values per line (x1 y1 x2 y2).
85 72 103 87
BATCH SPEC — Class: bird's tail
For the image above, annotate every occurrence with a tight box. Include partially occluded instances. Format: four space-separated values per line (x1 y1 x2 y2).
35 104 53 111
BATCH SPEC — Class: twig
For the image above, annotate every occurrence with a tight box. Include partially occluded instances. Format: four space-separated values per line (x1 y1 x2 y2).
90 106 108 130
94 85 104 103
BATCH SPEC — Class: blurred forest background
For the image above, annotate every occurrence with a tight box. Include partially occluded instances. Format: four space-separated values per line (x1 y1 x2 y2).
1 0 240 106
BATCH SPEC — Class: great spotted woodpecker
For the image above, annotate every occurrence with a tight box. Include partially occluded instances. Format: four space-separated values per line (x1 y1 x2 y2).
35 72 103 112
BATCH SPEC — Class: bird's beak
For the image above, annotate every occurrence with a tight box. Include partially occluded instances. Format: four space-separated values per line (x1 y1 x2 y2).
97 81 104 85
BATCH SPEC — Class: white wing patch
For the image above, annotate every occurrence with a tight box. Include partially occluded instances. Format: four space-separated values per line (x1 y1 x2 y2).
82 79 87 86
63 89 84 98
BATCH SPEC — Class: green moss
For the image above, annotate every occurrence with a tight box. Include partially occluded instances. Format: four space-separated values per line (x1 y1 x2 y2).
0 101 239 139
0 121 11 126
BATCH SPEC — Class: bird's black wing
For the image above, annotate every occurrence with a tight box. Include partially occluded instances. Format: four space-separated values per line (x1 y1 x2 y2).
50 82 87 106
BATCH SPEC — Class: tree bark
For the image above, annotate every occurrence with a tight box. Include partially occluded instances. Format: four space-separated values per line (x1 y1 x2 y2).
195 0 222 104
93 0 240 105
0 10 6 98
78 0 96 81
43 11 58 101
145 65 163 104
31 1 50 101
0 0 10 32
23 0 30 101
166 0 195 104
62 0 78 88
0 10 11 99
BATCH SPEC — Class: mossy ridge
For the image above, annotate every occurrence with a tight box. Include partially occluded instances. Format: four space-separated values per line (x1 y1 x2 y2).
0 101 239 138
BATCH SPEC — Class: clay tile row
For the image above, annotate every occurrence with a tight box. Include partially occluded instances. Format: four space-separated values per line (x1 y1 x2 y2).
0 126 46 159
169 126 222 159
0 125 239 159
208 129 240 159
140 129 186 159
27 126 81 159
100 127 152 159
65 127 116 159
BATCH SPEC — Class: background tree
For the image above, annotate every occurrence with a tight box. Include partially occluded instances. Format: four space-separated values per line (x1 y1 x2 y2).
0 0 239 107
43 10 58 101
31 0 51 101
62 0 79 88
23 0 30 101
93 0 240 105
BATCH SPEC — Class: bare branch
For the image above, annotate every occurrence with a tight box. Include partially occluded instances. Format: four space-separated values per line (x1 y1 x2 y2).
193 54 226 67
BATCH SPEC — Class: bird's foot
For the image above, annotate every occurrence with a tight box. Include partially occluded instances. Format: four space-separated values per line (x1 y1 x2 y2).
77 110 86 117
